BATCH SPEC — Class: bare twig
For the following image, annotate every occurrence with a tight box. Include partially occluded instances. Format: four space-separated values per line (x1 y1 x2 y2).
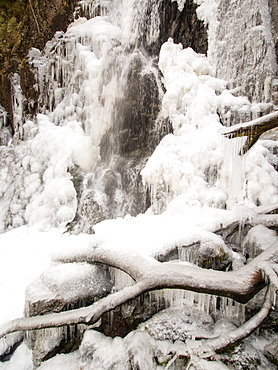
28 0 41 34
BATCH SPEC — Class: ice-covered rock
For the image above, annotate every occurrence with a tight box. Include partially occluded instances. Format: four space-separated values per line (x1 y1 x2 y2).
124 331 157 370
24 262 112 367
143 304 214 341
194 235 233 270
36 352 79 370
79 330 130 370
242 224 278 259
217 340 276 370
25 263 112 317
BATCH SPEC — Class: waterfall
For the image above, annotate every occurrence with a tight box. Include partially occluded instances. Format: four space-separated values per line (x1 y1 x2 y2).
0 0 278 368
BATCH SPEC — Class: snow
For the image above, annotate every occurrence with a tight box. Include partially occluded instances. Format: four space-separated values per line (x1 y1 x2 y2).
143 304 214 341
171 0 187 11
0 343 33 370
0 228 92 325
36 352 79 370
0 0 278 368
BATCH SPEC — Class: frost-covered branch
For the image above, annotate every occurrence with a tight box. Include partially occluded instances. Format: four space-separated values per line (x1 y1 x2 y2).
219 110 278 154
205 287 273 353
0 281 147 340
54 240 278 303
0 240 277 356
157 286 273 362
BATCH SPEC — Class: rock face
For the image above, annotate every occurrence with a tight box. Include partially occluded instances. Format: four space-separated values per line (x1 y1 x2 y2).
0 0 77 130
211 0 278 103
154 0 208 56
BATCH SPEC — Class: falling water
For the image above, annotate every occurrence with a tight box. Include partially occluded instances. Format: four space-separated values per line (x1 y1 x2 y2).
46 0 172 230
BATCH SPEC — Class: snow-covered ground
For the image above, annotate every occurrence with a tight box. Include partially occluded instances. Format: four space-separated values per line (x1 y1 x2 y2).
0 0 278 368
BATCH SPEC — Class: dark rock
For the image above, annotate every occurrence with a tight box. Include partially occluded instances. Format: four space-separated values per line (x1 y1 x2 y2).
194 237 232 270
158 0 208 55
0 0 77 131
218 340 276 370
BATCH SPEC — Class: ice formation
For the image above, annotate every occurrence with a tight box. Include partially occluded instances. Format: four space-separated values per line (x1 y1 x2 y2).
0 0 278 368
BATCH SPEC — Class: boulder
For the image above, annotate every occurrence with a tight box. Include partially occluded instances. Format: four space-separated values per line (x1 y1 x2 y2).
24 262 112 366
242 225 278 260
143 304 214 341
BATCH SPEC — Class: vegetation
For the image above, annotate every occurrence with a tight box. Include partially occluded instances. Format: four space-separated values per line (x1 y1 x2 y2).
0 0 76 126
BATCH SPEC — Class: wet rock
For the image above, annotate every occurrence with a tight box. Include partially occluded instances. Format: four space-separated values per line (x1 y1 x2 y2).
217 340 276 370
194 236 233 270
152 0 208 56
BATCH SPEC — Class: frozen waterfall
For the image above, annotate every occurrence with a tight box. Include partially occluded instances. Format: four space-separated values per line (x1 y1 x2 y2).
0 0 278 369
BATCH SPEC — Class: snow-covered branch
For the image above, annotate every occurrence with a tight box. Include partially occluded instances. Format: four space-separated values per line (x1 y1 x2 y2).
219 110 278 154
1 237 277 345
0 281 148 339
158 286 273 364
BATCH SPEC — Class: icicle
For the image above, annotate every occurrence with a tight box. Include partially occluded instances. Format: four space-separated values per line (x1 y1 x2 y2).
109 267 135 292
222 135 247 208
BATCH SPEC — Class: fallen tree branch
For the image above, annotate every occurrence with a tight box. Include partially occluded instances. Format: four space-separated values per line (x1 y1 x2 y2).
158 286 273 361
1 241 278 339
205 287 272 353
259 262 278 289
0 239 277 361
219 110 278 154
54 238 278 302
0 281 147 340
